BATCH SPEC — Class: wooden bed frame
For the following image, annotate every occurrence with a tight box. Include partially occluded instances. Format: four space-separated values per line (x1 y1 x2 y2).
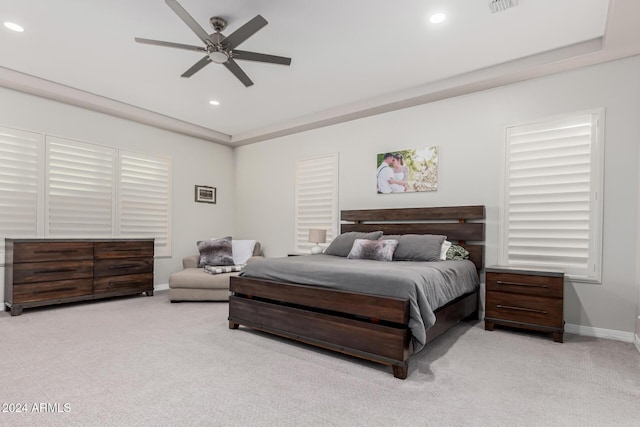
228 205 485 379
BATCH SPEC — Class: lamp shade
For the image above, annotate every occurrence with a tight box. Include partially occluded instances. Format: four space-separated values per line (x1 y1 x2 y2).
308 229 327 244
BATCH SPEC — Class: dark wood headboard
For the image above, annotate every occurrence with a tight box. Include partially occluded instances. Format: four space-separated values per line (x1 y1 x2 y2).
340 205 485 270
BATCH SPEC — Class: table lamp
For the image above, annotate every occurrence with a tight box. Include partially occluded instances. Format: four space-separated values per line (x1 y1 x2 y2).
308 229 327 254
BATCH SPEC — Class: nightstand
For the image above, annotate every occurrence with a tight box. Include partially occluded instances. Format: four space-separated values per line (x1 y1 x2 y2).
484 266 564 343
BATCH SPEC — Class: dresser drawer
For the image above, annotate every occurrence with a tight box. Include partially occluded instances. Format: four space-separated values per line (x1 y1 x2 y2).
93 258 153 277
12 279 93 303
485 291 562 328
14 242 94 263
486 272 563 298
94 241 154 259
93 273 153 294
13 260 94 284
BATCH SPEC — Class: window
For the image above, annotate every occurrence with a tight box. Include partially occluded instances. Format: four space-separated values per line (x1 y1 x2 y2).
294 154 338 253
0 127 43 244
46 136 115 237
0 128 172 258
119 151 172 257
500 110 604 282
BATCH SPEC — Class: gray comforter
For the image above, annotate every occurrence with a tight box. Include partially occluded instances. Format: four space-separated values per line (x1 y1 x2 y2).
240 254 479 351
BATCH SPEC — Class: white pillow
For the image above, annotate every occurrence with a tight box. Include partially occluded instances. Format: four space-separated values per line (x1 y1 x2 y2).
440 240 452 260
231 239 256 265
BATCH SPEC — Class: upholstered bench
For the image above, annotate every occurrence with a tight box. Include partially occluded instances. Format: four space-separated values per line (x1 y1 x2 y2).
168 241 263 302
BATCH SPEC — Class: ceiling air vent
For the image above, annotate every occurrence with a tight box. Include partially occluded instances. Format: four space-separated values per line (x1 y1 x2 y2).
489 0 518 13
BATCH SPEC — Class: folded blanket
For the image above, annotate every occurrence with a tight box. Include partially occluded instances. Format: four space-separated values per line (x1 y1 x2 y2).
203 264 245 275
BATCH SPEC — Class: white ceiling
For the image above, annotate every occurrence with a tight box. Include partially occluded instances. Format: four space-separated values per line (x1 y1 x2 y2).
1 0 638 146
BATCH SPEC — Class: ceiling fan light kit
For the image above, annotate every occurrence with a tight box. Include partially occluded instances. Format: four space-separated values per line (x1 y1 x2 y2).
135 0 292 87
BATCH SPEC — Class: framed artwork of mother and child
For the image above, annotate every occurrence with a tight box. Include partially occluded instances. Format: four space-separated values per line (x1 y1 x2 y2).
376 147 439 194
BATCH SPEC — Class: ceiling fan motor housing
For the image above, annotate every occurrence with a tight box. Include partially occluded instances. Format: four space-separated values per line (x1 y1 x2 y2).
210 16 227 32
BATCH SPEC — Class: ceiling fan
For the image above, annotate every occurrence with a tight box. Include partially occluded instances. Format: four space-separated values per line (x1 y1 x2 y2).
135 0 292 87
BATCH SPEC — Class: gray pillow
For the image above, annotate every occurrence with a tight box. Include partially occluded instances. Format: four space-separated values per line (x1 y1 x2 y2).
347 239 398 261
381 234 446 261
198 236 234 267
324 231 383 257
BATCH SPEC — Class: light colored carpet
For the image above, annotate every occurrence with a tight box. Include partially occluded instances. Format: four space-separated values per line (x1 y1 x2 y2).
1 291 639 427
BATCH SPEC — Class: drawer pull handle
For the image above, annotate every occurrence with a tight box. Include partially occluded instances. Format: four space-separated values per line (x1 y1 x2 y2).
109 264 138 269
496 280 548 289
35 268 76 274
108 281 142 288
34 249 82 254
33 287 75 295
496 304 548 314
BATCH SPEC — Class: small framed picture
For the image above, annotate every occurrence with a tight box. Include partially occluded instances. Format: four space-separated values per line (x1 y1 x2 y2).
195 185 216 204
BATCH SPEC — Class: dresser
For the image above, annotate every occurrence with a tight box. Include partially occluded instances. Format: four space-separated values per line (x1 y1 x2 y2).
484 266 564 343
4 239 154 316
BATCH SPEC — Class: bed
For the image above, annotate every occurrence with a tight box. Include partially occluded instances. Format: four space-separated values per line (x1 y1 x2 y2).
228 205 485 379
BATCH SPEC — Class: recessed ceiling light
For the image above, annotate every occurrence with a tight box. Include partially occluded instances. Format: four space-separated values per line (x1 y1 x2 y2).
429 13 447 24
209 100 220 106
4 22 24 32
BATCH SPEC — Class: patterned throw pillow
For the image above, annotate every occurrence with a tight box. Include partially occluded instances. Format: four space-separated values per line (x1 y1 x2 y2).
198 236 234 267
446 244 470 260
347 239 398 261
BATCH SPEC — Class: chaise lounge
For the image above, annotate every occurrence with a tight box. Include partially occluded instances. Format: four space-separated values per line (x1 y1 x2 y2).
169 241 263 302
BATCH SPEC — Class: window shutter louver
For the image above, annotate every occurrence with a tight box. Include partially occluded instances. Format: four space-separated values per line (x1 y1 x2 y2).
295 154 338 253
502 113 602 281
0 128 42 248
119 151 171 257
46 137 115 237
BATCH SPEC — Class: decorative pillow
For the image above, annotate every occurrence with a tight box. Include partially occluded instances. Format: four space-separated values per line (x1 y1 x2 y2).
380 234 446 261
231 239 256 265
446 244 470 260
324 231 383 257
198 236 234 267
440 240 452 260
203 265 244 275
347 239 398 261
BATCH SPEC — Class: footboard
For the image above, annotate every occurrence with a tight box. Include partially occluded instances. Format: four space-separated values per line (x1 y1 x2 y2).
228 276 413 378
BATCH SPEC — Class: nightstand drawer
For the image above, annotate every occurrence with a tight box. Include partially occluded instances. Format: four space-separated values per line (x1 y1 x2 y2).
486 272 562 298
485 291 562 328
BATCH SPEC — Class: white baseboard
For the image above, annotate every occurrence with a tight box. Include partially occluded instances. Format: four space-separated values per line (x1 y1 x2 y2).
635 333 640 354
154 283 169 291
565 323 635 343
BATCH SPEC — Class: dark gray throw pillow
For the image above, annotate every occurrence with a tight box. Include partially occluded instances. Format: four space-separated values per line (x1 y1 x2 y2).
324 231 383 257
198 236 234 267
381 234 447 261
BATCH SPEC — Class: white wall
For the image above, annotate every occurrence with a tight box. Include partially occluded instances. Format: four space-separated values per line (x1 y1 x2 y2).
0 86 235 297
234 56 640 334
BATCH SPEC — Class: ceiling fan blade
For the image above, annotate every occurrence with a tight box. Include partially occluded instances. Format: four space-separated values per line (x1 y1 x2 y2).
233 50 291 66
222 15 268 49
135 37 206 53
181 56 212 78
165 0 212 45
223 58 254 87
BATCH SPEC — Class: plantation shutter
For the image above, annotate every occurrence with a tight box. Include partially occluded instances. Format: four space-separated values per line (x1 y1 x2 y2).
118 151 171 257
502 112 602 281
0 127 43 255
46 136 115 237
295 154 338 253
